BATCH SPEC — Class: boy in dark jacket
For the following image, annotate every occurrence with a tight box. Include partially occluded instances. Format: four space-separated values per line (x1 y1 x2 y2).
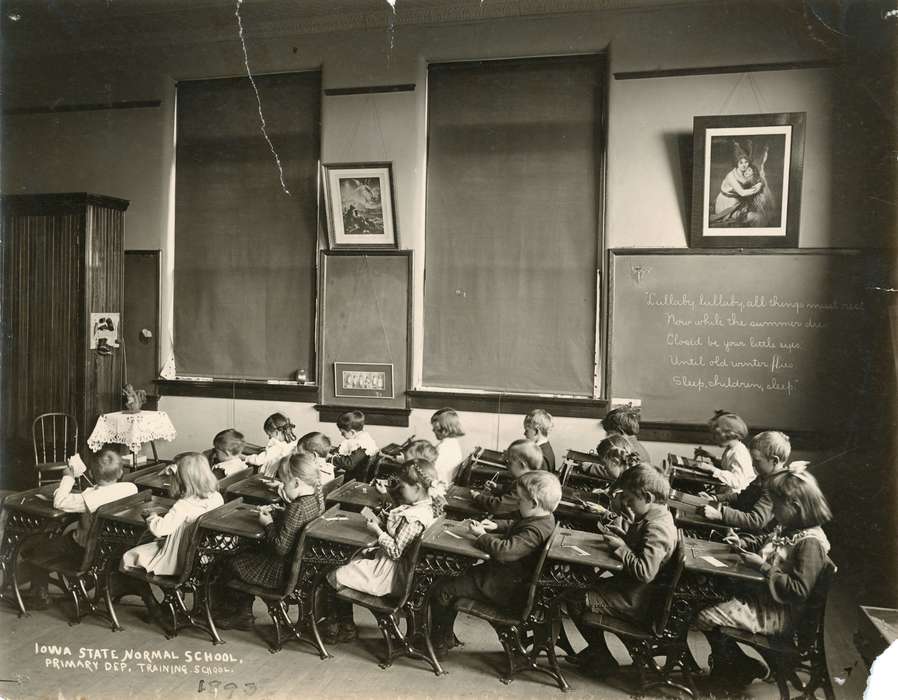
430 470 561 657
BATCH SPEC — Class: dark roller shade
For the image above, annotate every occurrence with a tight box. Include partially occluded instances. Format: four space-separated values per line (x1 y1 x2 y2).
174 72 321 380
423 57 602 396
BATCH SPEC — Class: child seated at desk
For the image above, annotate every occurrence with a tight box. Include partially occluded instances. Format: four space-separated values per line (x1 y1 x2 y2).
323 461 445 643
602 405 651 465
692 410 753 493
244 413 298 478
297 431 335 484
700 431 790 532
214 453 324 630
21 445 138 610
566 464 677 676
204 429 247 477
121 452 224 577
471 439 543 516
578 434 642 482
431 408 465 483
403 439 439 467
695 465 832 690
430 470 561 658
330 410 378 483
524 408 556 472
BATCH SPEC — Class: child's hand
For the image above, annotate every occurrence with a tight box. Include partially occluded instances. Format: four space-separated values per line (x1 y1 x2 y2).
694 460 715 473
469 489 480 499
583 501 606 514
467 520 486 537
258 509 274 526
480 519 498 531
365 518 381 534
67 454 88 478
604 534 625 551
698 491 714 500
373 481 388 495
739 551 765 569
702 505 723 521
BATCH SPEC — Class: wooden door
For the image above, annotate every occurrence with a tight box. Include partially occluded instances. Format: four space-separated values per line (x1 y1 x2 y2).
123 251 160 399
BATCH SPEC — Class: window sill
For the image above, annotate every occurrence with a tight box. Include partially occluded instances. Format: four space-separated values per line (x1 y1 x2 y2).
155 379 319 403
406 390 609 419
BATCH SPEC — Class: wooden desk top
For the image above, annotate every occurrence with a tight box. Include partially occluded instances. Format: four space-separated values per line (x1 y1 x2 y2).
2 488 78 519
421 518 489 560
670 467 724 489
683 537 765 583
131 469 175 493
444 485 485 518
549 528 623 571
200 502 266 540
669 490 713 509
99 495 174 526
859 606 898 646
304 506 378 548
226 474 281 504
325 479 391 510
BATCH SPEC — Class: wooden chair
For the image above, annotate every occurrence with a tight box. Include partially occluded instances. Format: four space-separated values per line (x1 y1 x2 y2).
32 413 78 487
451 526 569 690
720 559 837 700
326 528 438 672
576 533 696 697
117 504 224 643
17 496 132 626
224 527 328 658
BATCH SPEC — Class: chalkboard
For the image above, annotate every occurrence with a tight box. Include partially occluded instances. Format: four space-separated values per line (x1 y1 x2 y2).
319 251 411 409
607 249 881 432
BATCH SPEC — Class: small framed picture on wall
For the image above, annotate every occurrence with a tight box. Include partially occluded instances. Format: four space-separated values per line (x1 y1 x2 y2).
690 112 806 248
323 162 398 249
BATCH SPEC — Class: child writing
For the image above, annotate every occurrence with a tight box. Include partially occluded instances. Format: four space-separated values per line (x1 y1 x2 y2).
430 470 561 658
699 430 790 532
602 405 651 465
470 439 544 516
578 434 642 482
523 409 556 472
693 410 753 493
430 408 465 484
204 429 248 477
121 452 224 576
244 413 298 478
695 465 832 689
323 461 445 643
214 453 325 630
331 410 378 483
296 431 335 484
22 445 138 609
566 464 678 676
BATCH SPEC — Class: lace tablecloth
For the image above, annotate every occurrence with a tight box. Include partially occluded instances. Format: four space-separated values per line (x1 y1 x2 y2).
88 410 177 453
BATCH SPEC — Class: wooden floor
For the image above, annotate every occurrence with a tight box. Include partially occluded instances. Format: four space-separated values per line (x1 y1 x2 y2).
0 580 870 700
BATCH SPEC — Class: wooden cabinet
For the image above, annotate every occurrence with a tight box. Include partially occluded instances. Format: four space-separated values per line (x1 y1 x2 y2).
1 193 128 468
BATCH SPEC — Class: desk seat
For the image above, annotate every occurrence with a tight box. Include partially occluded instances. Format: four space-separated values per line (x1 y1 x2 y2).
581 610 653 640
719 627 797 655
335 587 401 614
455 597 522 627
26 546 83 577
120 566 181 589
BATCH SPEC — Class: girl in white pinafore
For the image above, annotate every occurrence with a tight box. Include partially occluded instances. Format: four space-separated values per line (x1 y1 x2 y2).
122 453 223 576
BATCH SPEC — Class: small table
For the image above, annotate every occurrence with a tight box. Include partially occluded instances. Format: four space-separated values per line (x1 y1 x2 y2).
88 410 177 464
226 474 282 505
325 479 392 512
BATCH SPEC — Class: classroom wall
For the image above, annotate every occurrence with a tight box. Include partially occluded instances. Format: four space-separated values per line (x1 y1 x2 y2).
2 1 888 455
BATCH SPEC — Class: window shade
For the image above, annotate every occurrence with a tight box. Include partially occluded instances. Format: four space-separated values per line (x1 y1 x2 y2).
174 72 321 380
423 57 602 395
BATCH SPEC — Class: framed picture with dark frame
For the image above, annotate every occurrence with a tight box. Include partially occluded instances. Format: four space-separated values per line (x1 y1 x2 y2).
690 112 806 248
322 162 398 249
333 362 395 399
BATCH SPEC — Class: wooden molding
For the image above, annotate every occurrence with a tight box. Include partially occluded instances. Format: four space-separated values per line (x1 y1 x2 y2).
314 404 411 428
155 379 319 403
407 390 610 419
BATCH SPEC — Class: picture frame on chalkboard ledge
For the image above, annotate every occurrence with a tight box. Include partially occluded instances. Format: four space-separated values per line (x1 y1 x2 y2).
690 112 806 249
322 162 398 249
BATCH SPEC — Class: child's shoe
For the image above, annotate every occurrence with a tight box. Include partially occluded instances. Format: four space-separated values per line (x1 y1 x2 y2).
336 621 358 642
215 610 255 631
22 586 50 611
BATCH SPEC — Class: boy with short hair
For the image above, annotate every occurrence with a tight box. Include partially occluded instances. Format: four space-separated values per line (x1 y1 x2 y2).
23 445 138 609
699 430 790 532
297 431 335 483
471 439 544 516
430 470 561 658
566 464 677 675
524 409 556 472
332 410 378 483
205 429 247 477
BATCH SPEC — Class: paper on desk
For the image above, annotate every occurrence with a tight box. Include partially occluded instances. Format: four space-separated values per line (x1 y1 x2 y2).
701 555 729 568
444 529 463 540
566 544 589 556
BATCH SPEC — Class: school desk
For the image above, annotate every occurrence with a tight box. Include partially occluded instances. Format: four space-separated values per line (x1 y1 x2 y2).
130 466 177 497
667 457 726 494
856 605 898 668
0 487 79 615
559 449 616 492
670 502 732 536
225 474 282 505
457 447 509 488
94 491 175 630
407 517 491 675
682 537 765 583
325 479 392 512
